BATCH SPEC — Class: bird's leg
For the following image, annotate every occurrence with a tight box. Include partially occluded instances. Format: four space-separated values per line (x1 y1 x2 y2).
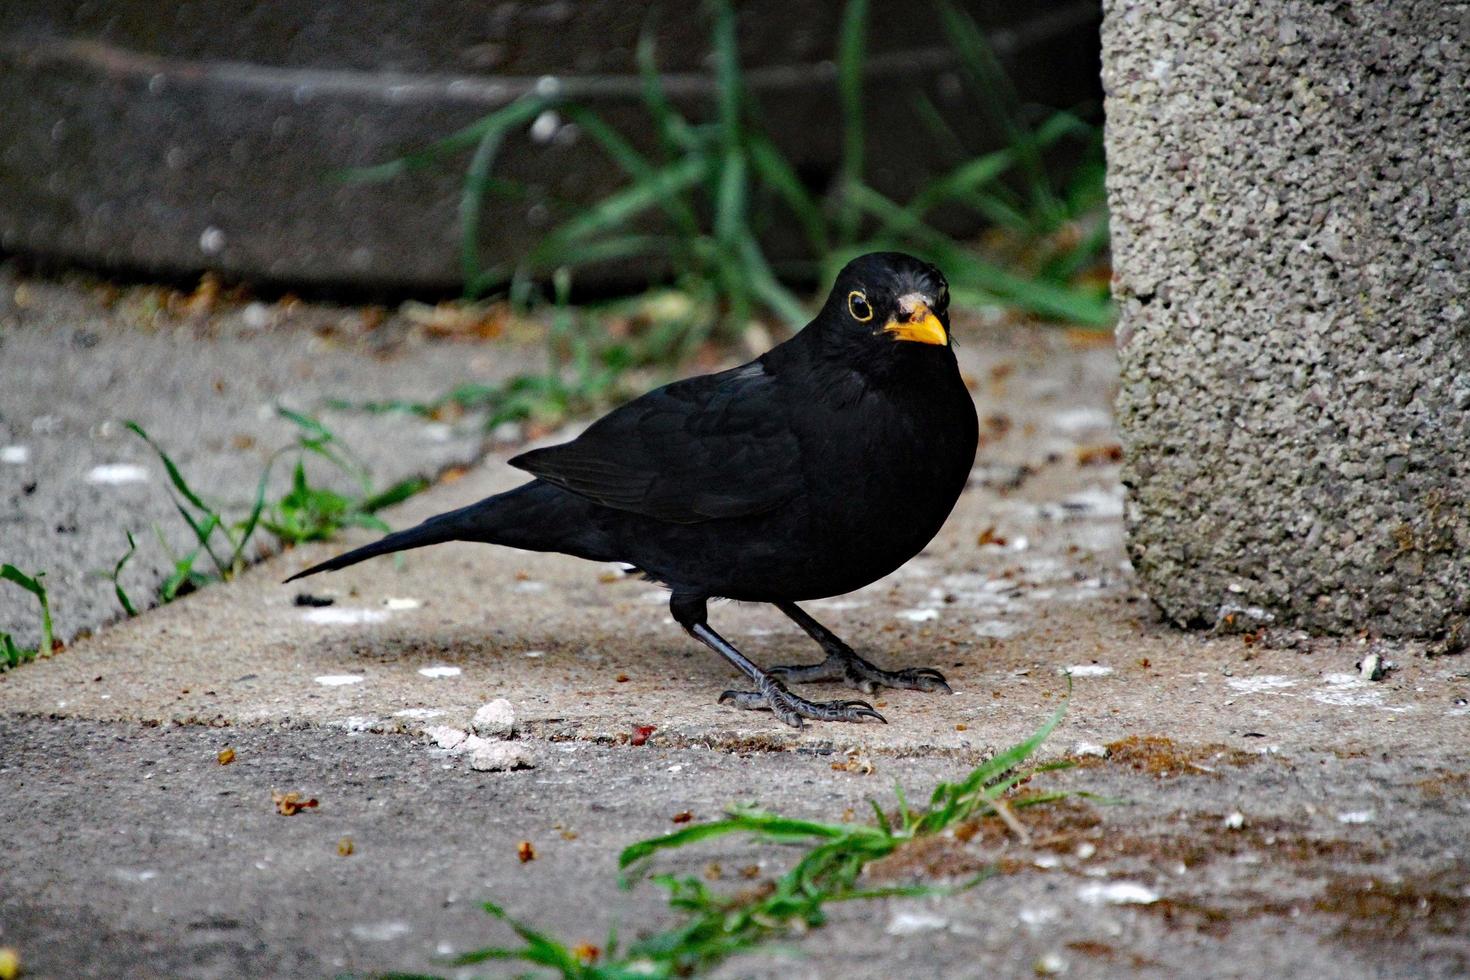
767 601 952 694
669 594 885 728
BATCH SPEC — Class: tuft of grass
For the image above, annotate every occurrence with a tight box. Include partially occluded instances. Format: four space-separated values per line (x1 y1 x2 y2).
126 411 428 604
396 701 1079 979
340 2 1111 325
1 564 54 670
336 0 1111 435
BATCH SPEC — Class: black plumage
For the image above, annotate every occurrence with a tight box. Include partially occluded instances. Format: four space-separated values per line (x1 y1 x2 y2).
287 252 979 726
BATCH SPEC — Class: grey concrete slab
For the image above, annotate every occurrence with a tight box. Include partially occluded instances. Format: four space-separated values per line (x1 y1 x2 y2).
2 717 1466 979
0 267 541 646
3 312 1468 977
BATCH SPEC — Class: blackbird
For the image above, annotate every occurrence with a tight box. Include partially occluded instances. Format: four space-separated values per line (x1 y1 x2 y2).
287 252 979 727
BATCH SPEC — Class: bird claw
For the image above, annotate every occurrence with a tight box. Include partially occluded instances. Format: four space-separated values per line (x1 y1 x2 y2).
767 654 952 695
719 681 887 728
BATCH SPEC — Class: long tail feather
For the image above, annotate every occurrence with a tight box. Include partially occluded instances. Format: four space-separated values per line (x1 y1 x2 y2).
283 508 470 583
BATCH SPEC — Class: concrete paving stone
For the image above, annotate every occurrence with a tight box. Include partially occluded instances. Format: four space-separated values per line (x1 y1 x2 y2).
0 267 541 646
3 292 1469 976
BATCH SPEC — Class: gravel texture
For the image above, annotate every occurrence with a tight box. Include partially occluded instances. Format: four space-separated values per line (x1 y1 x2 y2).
1103 0 1470 639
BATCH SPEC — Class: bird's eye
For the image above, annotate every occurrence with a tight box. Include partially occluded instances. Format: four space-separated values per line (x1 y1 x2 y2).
848 290 873 322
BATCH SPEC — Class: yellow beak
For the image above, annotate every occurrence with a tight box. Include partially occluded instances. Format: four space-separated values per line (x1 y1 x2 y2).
882 302 948 346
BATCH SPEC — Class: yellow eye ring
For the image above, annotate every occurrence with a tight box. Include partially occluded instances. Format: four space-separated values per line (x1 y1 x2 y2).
848 290 873 322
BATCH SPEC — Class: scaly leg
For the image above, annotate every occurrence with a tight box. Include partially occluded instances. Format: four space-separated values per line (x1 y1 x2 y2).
766 601 952 694
670 594 885 728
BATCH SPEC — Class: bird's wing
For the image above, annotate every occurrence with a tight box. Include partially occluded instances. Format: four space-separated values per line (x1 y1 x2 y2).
508 361 803 523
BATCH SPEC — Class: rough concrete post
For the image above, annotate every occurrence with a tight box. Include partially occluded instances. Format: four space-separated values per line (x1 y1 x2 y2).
1103 1 1468 640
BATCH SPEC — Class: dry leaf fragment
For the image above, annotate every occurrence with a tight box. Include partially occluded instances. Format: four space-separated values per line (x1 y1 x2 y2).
831 755 875 775
615 673 630 683
630 724 655 746
1076 443 1123 466
272 789 319 816
572 943 600 964
337 837 355 856
976 526 1007 548
217 747 235 765
671 811 694 824
517 840 536 863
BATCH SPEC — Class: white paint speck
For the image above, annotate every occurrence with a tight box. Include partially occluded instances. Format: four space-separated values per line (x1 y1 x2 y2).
1076 881 1160 905
418 665 462 679
1018 905 1061 926
86 463 149 484
302 607 390 626
1035 952 1067 976
1336 810 1375 825
241 301 272 328
199 226 226 254
897 608 939 622
383 597 420 610
514 580 548 593
1050 406 1114 437
1075 841 1097 860
116 868 160 883
1065 664 1114 678
1311 672 1407 710
885 910 948 935
810 599 865 611
1228 675 1298 694
393 708 443 720
530 110 562 142
421 422 453 443
313 674 364 687
350 921 412 942
522 650 545 658
1224 811 1246 829
1033 854 1062 869
1071 741 1107 758
1 445 29 464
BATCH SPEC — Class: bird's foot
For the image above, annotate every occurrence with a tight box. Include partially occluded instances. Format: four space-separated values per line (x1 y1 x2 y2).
718 677 886 729
767 653 951 695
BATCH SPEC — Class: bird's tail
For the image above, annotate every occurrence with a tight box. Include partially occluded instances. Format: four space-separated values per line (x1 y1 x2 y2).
283 505 472 583
283 480 618 583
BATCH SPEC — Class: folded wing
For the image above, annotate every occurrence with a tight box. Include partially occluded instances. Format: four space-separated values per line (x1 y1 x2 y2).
509 361 804 524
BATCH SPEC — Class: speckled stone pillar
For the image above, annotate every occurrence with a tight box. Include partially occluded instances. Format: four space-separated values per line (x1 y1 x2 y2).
1103 0 1469 639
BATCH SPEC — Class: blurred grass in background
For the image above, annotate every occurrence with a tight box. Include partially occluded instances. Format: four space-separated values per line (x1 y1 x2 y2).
343 0 1110 428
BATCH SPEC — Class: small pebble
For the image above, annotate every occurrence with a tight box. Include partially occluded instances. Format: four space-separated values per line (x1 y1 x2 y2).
472 699 517 738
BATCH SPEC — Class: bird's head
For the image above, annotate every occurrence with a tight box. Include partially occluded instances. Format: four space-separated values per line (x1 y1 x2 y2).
814 252 951 364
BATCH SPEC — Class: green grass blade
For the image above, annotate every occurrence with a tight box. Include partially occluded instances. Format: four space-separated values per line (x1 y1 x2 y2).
636 28 699 156
0 565 52 658
125 421 213 514
334 94 553 184
935 0 1059 226
111 532 139 616
745 134 829 255
619 813 858 870
561 105 701 237
736 233 808 327
835 0 870 243
538 156 711 254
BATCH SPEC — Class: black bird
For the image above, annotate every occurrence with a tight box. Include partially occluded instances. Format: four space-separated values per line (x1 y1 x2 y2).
287 252 979 727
